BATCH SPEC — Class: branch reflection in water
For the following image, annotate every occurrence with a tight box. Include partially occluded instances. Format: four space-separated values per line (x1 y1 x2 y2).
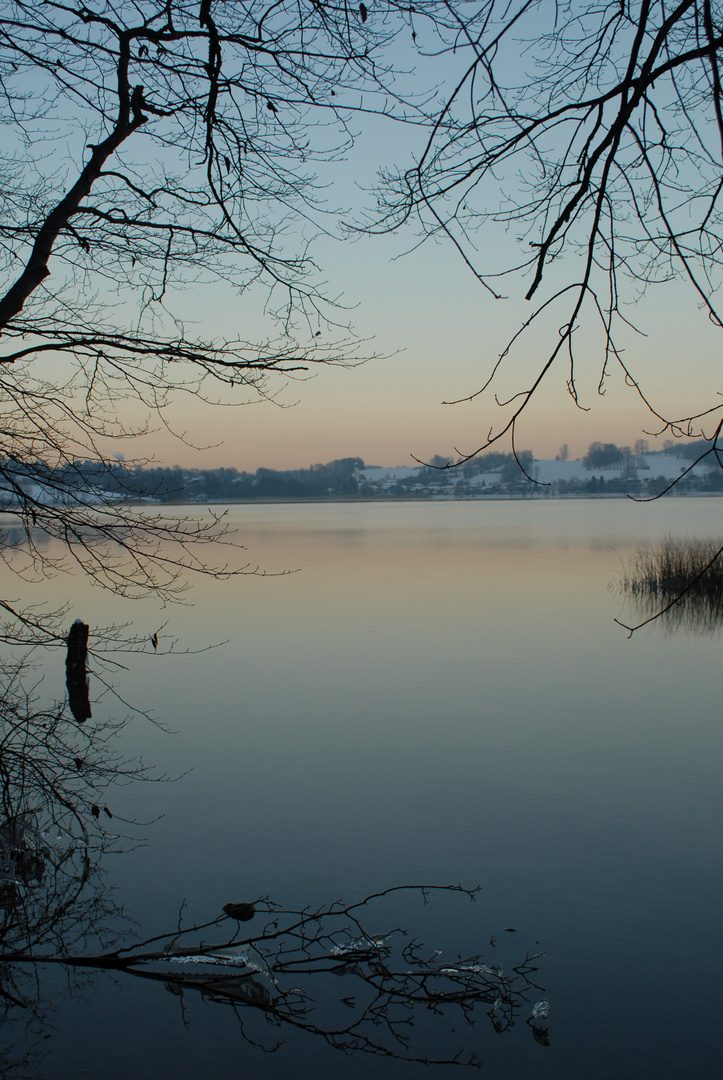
0 637 549 1072
0 647 155 1074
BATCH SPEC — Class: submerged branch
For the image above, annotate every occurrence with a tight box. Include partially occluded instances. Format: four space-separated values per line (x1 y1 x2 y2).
0 884 550 1064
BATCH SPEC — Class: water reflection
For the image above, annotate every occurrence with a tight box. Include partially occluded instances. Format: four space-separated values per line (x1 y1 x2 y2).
4 501 723 1078
0 640 550 1072
621 589 723 634
620 537 723 635
0 654 135 1074
99 885 550 1064
0 659 139 939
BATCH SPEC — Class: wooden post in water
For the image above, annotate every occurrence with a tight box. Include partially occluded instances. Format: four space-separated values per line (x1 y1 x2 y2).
65 620 91 724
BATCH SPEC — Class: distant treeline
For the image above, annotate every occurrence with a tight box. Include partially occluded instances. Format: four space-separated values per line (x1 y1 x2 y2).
0 451 535 505
580 438 711 468
1 439 720 509
80 456 366 502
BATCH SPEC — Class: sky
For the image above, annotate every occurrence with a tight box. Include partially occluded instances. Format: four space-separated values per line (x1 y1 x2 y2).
131 77 723 473
17 4 723 475
146 210 723 472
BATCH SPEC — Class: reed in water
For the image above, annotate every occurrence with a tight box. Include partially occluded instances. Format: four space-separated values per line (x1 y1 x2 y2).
623 537 723 633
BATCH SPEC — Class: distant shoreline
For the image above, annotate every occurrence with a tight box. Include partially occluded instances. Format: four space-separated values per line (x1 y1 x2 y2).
125 490 723 507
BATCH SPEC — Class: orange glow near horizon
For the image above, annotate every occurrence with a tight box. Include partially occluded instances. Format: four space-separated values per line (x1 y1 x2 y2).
107 224 723 474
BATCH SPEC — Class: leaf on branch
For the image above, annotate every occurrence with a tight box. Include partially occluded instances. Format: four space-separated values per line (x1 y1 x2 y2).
359 3 368 22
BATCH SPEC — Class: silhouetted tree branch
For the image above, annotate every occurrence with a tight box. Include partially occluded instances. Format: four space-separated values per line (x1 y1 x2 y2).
373 1 723 464
0 0 463 641
5 3 723 640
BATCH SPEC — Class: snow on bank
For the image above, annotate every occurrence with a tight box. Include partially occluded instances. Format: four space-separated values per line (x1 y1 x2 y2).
360 454 710 486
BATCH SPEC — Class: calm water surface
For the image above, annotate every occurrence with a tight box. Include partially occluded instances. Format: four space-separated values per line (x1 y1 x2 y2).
2 498 721 1078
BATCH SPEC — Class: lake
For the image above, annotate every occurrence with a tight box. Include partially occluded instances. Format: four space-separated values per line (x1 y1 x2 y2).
1 498 721 1078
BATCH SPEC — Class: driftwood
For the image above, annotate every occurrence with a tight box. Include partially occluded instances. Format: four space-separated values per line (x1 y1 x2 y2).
65 620 91 723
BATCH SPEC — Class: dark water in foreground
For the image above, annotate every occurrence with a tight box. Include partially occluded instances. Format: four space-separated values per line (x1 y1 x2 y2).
2 499 721 1078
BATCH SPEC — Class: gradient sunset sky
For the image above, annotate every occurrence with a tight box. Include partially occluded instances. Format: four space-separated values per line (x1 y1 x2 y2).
146 205 722 473
125 35 723 474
